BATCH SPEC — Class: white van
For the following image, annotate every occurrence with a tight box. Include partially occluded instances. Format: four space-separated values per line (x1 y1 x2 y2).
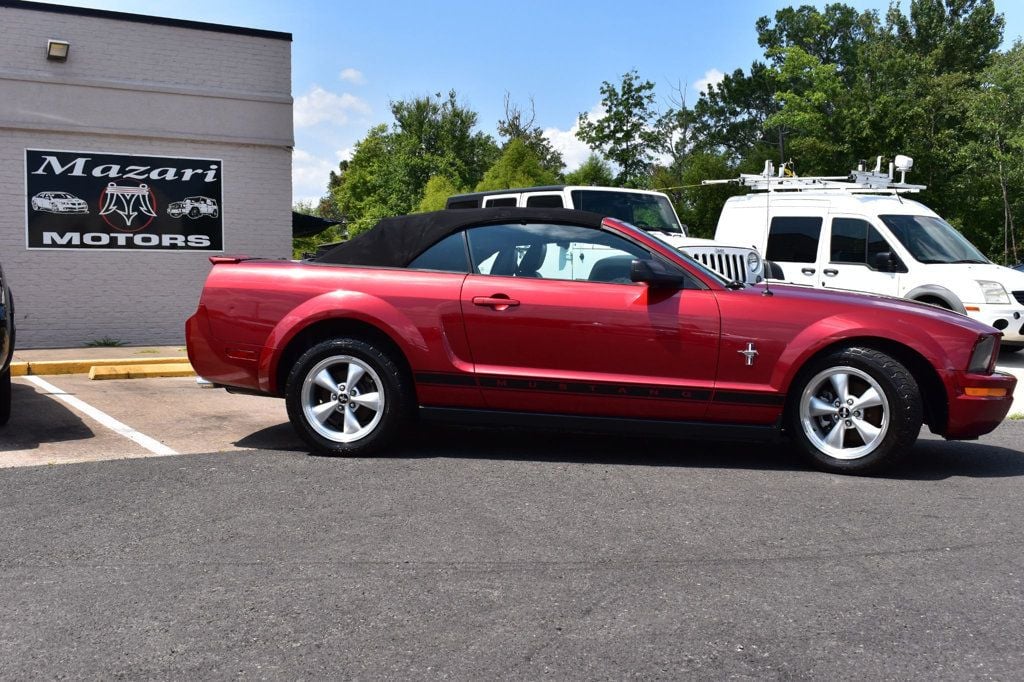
447 185 765 285
711 159 1024 349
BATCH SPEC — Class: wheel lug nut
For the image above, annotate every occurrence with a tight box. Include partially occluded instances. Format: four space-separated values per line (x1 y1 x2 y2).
845 420 852 427
847 399 854 405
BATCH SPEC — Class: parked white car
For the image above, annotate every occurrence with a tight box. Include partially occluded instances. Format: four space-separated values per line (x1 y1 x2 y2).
447 185 764 285
168 196 219 219
708 157 1024 350
31 191 88 214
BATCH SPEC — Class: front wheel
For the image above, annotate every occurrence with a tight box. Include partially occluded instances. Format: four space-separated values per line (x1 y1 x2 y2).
788 347 922 474
285 338 412 456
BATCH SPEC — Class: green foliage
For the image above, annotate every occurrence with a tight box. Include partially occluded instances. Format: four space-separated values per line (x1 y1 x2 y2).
329 92 499 238
576 70 663 187
85 336 125 347
476 139 559 191
497 95 564 176
418 175 465 212
564 154 615 186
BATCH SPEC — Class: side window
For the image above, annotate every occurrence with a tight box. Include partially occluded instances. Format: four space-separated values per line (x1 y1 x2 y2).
766 216 823 263
407 232 469 273
830 218 869 264
446 199 478 209
525 194 564 208
465 223 651 283
830 218 890 267
483 197 517 208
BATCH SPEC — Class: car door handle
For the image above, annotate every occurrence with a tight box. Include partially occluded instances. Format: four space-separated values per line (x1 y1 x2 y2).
472 295 520 310
823 268 838 276
801 267 816 275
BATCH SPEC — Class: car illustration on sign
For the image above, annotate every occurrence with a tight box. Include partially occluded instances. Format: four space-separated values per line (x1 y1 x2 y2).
167 196 219 219
30 192 88 214
186 207 1016 475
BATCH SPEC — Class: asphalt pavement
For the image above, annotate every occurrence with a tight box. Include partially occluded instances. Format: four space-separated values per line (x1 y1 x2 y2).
2 420 1024 678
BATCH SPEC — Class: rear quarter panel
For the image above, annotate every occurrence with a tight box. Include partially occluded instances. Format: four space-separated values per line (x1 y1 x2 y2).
190 261 476 400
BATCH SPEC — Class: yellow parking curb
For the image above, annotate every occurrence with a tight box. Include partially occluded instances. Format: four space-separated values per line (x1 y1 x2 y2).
11 357 188 377
88 362 196 380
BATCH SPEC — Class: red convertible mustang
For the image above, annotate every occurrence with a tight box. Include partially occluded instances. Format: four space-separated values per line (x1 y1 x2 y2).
186 207 1016 474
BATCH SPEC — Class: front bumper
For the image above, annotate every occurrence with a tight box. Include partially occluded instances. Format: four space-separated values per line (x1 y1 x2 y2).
964 304 1024 343
943 370 1017 439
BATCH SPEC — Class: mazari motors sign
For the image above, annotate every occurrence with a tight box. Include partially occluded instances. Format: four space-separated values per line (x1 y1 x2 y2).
26 149 224 251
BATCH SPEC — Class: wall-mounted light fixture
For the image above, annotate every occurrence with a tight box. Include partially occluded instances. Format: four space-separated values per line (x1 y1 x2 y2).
46 39 70 62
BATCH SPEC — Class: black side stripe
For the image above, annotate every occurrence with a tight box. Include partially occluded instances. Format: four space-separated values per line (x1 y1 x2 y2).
415 372 783 406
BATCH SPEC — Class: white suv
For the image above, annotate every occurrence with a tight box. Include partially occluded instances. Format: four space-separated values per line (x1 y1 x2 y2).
447 185 764 285
711 160 1024 350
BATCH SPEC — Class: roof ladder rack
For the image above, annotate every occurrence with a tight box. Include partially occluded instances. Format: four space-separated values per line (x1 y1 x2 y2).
702 155 926 194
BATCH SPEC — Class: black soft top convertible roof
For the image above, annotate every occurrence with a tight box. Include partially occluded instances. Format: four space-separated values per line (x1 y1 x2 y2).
314 207 607 267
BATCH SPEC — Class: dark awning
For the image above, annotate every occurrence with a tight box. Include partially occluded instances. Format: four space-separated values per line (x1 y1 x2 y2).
292 211 343 238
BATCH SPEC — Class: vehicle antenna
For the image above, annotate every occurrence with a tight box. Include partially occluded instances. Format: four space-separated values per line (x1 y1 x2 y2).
763 160 774 296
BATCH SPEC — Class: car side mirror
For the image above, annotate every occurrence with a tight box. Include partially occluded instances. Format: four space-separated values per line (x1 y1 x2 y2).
630 259 685 288
872 251 904 272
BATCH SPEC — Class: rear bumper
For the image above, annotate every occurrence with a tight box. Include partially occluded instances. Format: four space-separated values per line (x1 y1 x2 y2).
185 305 265 393
943 371 1017 439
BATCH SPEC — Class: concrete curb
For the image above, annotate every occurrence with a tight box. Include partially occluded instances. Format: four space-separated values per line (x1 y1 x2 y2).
11 357 189 377
89 362 195 380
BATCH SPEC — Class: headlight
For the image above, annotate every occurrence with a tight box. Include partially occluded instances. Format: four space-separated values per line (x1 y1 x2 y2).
747 251 761 273
977 280 1010 304
968 335 998 374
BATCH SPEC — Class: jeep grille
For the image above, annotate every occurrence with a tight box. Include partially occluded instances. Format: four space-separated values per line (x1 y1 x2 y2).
1013 291 1024 306
687 250 752 284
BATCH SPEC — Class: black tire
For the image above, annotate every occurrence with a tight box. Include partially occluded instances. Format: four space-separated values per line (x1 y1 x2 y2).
1000 344 1024 354
0 367 10 426
285 338 412 456
787 347 922 475
188 207 201 219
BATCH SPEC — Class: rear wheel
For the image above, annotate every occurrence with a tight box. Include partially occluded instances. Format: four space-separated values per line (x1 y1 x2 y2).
285 338 411 456
0 367 11 426
789 347 922 474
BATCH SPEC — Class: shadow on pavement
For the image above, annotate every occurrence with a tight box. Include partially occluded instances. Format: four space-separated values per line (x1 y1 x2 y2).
0 382 95 452
237 419 1024 480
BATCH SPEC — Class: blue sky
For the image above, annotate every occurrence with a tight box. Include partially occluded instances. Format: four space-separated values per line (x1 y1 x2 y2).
34 1 1024 204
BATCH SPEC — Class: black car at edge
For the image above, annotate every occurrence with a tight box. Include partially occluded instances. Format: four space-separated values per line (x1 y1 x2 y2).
0 261 14 424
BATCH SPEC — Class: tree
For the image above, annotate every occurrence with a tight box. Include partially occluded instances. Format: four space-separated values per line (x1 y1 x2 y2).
497 94 564 176
963 42 1024 262
475 139 558 191
417 175 464 212
576 70 663 186
564 154 614 186
330 92 500 236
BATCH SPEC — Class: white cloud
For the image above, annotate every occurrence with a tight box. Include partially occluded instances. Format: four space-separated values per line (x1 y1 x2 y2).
543 103 605 172
292 149 336 205
693 68 725 96
335 147 354 163
294 86 371 128
339 68 365 85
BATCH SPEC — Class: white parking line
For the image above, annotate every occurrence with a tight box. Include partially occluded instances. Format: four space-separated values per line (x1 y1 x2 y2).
24 375 179 456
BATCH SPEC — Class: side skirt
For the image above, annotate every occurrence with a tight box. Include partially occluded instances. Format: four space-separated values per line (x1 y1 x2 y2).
419 407 781 442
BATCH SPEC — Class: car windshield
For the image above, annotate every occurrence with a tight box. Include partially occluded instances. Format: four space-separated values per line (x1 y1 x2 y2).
570 189 685 235
53 193 72 199
880 214 989 264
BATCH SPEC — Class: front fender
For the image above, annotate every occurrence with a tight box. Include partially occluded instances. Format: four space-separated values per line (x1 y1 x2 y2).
771 313 952 393
257 289 428 394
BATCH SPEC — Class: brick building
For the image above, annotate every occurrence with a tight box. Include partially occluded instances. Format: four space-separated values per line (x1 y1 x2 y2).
0 1 293 347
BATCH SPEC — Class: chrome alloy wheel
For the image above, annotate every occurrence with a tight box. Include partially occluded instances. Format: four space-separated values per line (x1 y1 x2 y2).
300 355 385 443
798 366 890 460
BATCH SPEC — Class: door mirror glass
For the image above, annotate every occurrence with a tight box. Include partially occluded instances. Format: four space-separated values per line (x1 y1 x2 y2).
630 259 684 288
